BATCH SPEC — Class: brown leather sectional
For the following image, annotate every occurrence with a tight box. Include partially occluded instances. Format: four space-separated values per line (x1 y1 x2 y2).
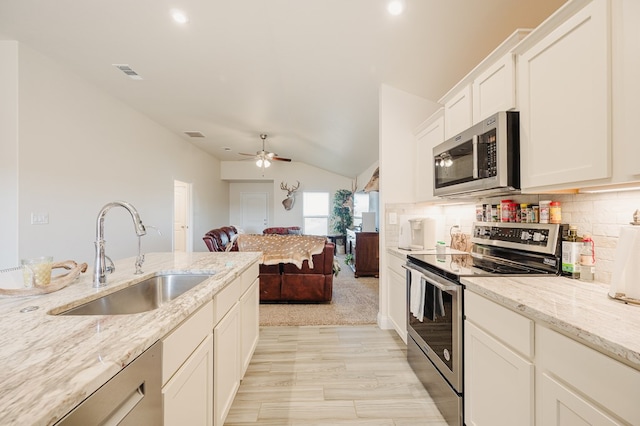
203 227 334 303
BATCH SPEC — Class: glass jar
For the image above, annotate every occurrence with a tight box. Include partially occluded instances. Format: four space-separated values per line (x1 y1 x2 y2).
550 201 562 224
539 200 551 224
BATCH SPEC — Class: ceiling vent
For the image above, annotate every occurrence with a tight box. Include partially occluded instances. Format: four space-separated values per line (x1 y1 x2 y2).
184 131 205 138
113 64 143 80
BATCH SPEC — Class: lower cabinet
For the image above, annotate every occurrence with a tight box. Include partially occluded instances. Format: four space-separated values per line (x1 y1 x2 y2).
214 303 240 426
163 334 214 426
466 289 640 426
464 291 534 426
386 252 407 342
162 300 215 426
213 260 260 426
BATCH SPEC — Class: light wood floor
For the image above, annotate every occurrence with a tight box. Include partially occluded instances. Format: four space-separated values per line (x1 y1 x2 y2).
225 325 447 425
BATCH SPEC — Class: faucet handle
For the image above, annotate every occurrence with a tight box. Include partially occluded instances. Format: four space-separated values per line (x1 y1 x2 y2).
105 255 115 274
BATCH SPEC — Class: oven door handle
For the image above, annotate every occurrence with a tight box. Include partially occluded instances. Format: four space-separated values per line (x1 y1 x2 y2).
472 134 479 179
402 265 459 293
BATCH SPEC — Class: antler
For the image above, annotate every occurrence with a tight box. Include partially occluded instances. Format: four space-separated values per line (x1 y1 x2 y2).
280 181 300 195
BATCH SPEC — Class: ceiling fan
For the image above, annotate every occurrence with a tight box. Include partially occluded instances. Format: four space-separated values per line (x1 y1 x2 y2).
239 133 291 168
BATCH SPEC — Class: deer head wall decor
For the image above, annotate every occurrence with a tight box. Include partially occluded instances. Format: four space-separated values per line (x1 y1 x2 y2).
280 181 300 210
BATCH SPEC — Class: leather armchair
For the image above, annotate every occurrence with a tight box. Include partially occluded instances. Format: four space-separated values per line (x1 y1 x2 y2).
203 226 239 252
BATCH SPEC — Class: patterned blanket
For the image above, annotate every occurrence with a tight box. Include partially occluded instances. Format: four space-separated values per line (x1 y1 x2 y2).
236 234 327 268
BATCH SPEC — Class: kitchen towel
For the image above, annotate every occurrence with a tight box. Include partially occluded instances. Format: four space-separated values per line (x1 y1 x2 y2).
609 226 640 300
409 269 425 321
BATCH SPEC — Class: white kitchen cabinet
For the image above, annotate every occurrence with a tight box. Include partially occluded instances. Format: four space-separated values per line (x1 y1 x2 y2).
214 302 240 426
464 291 534 426
536 325 640 426
516 0 611 191
212 260 259 426
386 252 407 342
240 277 259 377
162 300 215 426
164 334 213 426
443 85 472 140
415 108 444 203
472 52 516 122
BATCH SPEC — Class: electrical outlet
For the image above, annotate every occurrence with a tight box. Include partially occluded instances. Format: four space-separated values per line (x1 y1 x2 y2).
31 212 49 225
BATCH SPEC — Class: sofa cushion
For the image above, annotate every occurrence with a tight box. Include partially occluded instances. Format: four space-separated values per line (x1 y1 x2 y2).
203 226 238 252
263 226 301 235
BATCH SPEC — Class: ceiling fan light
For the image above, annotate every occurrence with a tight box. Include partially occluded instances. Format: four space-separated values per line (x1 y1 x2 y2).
263 159 271 168
256 159 263 167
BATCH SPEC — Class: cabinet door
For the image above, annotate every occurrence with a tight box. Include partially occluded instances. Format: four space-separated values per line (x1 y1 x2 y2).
415 110 444 202
464 321 534 426
444 85 473 139
164 334 213 426
517 0 611 190
538 372 622 426
472 53 516 122
240 278 259 378
387 258 406 342
214 303 240 426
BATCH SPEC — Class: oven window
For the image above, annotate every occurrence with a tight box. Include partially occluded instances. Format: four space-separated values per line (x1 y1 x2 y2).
434 139 475 188
409 280 455 370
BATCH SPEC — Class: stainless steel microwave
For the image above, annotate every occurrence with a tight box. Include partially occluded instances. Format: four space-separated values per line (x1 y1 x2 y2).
433 111 520 198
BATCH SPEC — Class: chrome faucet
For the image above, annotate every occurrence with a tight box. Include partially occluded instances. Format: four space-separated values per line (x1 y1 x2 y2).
94 201 146 287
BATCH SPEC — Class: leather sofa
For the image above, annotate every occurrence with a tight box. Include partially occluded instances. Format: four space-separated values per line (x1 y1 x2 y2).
202 226 239 252
262 226 302 235
203 226 334 303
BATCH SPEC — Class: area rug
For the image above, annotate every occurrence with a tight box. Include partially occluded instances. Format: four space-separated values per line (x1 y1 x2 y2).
259 255 379 326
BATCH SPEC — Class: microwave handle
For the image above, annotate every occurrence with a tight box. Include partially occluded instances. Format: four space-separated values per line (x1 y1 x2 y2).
472 134 479 178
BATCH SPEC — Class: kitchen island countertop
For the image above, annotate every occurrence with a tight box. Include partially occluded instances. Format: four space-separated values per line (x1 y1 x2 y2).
461 275 640 370
0 251 261 426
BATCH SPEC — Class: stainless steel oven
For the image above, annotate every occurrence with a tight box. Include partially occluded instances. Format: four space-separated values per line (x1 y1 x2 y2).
405 222 566 426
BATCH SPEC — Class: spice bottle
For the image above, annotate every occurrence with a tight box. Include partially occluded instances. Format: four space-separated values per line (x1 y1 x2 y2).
561 225 581 279
539 200 551 224
550 201 562 224
579 234 595 282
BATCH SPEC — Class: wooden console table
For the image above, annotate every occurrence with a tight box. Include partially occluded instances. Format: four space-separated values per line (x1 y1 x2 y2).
346 229 379 277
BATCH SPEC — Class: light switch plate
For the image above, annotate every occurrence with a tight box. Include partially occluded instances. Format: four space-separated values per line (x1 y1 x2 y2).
31 212 49 225
389 212 398 225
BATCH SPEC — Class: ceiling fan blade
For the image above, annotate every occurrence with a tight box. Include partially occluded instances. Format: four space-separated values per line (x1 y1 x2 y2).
272 156 292 162
238 152 258 156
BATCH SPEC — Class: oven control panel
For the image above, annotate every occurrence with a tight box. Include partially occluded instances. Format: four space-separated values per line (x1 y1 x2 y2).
472 222 564 255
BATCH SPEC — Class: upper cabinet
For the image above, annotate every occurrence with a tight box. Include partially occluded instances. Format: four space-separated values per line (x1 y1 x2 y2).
515 0 611 191
516 0 640 192
415 108 444 203
439 30 531 140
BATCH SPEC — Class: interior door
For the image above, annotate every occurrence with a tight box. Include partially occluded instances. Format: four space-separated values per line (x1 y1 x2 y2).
241 192 268 234
174 180 191 252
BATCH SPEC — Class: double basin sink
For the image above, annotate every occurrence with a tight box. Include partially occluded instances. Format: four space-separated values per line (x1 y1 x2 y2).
55 273 214 316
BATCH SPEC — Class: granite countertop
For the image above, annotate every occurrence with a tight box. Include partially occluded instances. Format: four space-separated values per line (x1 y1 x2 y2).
461 275 640 370
0 251 261 426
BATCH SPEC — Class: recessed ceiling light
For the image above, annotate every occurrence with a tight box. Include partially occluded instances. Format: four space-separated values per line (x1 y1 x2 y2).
387 0 406 16
171 9 189 24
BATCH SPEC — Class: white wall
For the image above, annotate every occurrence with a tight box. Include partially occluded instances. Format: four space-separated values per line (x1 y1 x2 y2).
5 43 228 268
222 160 352 232
378 84 440 330
0 41 19 268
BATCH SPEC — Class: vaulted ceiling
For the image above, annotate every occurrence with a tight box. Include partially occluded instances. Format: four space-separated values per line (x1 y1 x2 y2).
0 0 566 177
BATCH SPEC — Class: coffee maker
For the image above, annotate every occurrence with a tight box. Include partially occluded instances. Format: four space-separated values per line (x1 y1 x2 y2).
398 217 436 250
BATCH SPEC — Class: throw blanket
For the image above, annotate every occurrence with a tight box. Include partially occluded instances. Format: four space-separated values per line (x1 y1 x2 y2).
236 234 327 269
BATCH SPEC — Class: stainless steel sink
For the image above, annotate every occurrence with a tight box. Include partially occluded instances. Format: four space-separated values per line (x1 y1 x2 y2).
56 273 213 316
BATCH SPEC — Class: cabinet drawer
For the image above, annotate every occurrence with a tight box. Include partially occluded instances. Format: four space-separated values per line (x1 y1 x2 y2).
536 325 640 425
465 290 533 359
162 300 213 385
387 253 406 277
241 261 259 294
213 277 241 325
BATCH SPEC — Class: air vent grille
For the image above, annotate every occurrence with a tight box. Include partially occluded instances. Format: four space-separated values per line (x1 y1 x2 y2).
184 131 205 138
113 64 143 80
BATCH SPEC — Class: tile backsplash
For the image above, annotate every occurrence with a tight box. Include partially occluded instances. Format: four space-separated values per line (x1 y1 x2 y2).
386 190 640 285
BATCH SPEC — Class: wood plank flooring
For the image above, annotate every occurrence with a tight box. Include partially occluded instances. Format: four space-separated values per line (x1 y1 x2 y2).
225 325 447 425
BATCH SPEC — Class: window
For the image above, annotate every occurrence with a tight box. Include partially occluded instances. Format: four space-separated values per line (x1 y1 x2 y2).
352 192 370 227
303 192 329 235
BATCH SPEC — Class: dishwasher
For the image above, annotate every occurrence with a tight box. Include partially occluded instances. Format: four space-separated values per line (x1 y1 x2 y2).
56 341 162 425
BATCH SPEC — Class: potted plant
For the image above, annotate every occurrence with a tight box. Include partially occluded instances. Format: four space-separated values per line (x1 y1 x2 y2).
331 189 353 237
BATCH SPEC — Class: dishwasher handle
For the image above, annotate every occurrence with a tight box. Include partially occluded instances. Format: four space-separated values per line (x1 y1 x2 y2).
102 383 145 426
